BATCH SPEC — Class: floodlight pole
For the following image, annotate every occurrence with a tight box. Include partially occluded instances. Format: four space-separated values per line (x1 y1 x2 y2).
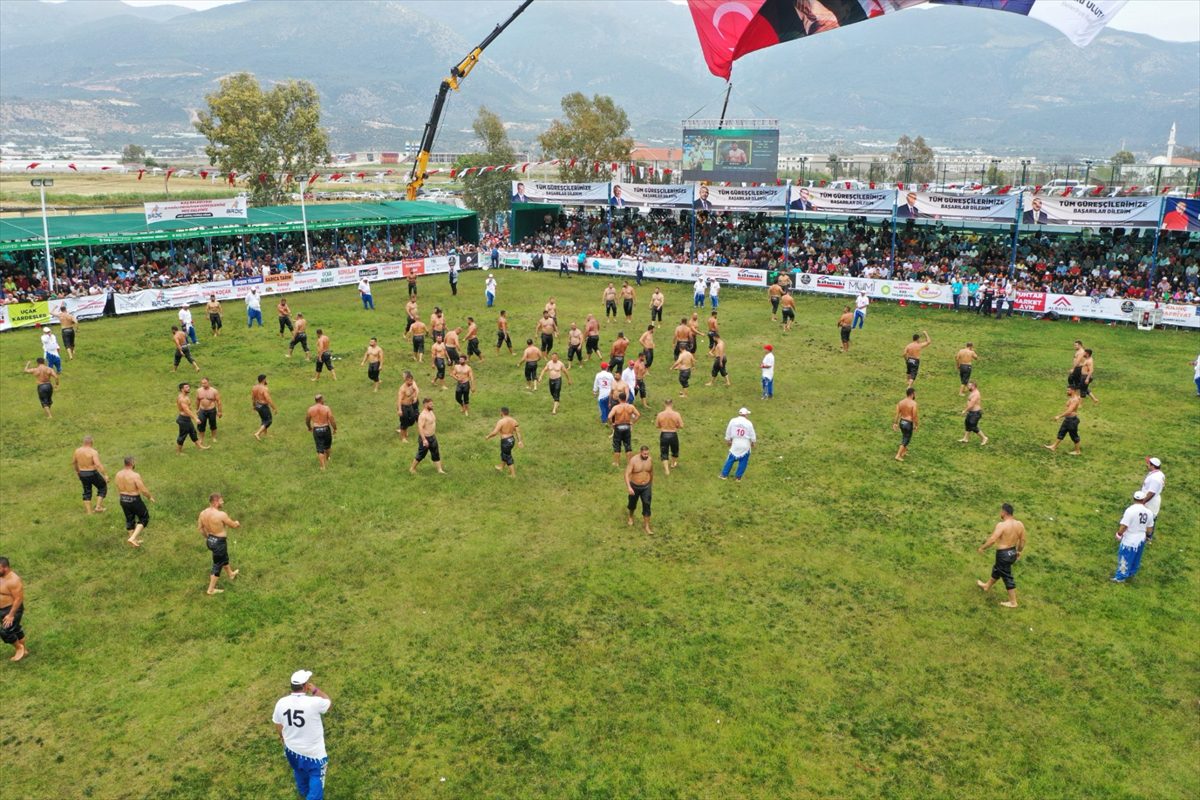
31 178 55 292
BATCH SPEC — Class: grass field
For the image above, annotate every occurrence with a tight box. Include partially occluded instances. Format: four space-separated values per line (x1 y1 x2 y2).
2 271 1197 799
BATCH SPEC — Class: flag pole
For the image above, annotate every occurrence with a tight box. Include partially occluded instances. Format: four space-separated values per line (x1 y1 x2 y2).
1147 195 1167 292
1009 191 1022 278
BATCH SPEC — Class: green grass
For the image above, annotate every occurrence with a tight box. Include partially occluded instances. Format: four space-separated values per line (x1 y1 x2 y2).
2 272 1197 800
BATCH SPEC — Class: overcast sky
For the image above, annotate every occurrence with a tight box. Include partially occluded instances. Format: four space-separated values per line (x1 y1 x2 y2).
113 0 1200 43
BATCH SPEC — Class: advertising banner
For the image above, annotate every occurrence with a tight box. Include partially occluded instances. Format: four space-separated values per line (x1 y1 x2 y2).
5 301 52 329
610 183 695 209
792 272 1199 328
1022 194 1161 228
144 197 247 225
894 191 1018 223
1161 198 1200 232
696 185 787 212
511 181 609 205
789 186 896 216
498 251 766 288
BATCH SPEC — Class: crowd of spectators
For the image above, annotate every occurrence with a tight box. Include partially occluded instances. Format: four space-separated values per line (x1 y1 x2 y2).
3 212 1197 305
509 210 1200 304
0 225 476 304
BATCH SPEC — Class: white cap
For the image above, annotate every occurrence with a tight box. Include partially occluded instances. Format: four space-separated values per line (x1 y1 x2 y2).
42 326 51 333
738 407 751 416
1146 457 1162 468
290 669 313 685
1133 490 1148 501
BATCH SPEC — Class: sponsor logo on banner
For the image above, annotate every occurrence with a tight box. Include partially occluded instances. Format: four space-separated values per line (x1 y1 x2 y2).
1120 300 1135 314
816 277 845 289
232 276 263 287
337 268 358 279
736 268 765 286
145 197 247 224
916 284 942 300
292 273 320 290
265 273 293 284
358 268 378 279
320 271 337 286
799 274 813 285
889 282 918 299
1012 292 1046 312
848 278 876 293
380 262 403 279
1051 296 1074 310
1161 304 1198 322
403 258 425 277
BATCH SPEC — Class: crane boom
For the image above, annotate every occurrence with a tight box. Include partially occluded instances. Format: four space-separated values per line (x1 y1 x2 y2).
406 0 533 201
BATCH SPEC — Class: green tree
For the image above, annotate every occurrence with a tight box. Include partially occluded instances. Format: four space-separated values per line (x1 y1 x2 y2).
454 107 517 228
985 164 1007 185
1110 149 1135 166
194 72 330 205
890 135 935 183
538 93 633 183
121 144 146 164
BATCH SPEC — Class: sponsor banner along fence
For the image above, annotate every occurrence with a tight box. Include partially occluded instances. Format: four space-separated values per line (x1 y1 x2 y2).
789 186 895 216
896 192 1019 223
792 272 1200 329
511 181 609 205
610 183 695 209
1161 198 1200 231
144 197 247 225
1023 195 1161 228
497 250 766 287
1 254 469 332
696 185 788 212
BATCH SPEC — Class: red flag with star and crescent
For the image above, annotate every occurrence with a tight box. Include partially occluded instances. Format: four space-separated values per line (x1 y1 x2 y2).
687 0 1127 80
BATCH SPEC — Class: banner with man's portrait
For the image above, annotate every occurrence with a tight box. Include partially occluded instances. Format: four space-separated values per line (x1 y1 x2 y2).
1023 194 1161 228
895 192 1019 223
788 186 896 216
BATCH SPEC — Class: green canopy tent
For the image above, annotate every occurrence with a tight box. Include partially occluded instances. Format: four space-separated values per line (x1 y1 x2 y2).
0 200 478 253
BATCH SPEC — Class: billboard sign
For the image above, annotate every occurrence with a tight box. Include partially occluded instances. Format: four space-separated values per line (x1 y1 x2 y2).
682 127 779 184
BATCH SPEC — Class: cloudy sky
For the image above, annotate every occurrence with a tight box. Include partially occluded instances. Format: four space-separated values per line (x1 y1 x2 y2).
109 0 1200 43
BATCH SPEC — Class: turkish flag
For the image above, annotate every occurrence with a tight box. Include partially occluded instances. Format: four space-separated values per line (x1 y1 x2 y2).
200 170 209 180
258 173 269 184
68 163 78 171
1060 187 1072 197
101 166 112 170
165 168 176 181
25 162 39 170
329 172 344 181
137 169 145 181
307 172 320 186
227 170 238 185
354 171 366 179
1091 185 1105 196
998 185 1011 194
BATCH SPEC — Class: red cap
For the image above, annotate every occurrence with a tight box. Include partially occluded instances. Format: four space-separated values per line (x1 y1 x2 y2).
763 344 773 351
600 362 609 369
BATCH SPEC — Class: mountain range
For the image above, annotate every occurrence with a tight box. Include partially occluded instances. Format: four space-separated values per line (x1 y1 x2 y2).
0 0 1196 158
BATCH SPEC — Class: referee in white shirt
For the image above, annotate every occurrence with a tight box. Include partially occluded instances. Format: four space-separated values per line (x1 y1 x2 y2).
273 669 332 800
1140 457 1165 541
